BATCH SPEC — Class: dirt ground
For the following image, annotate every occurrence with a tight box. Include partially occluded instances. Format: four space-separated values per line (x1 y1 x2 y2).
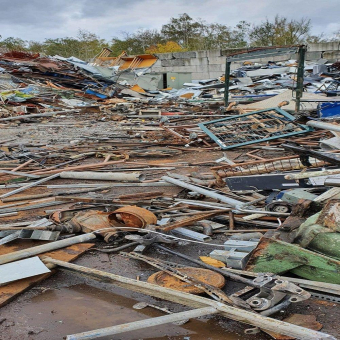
0 115 339 340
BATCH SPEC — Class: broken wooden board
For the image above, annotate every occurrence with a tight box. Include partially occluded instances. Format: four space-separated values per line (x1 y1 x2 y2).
0 242 94 307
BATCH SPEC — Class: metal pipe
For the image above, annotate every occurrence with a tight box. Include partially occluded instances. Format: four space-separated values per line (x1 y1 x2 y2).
224 60 231 106
60 171 145 182
324 178 340 187
162 176 243 207
162 176 289 217
0 173 60 199
0 170 40 178
66 307 218 339
307 121 340 133
0 200 65 214
0 233 96 265
295 46 306 112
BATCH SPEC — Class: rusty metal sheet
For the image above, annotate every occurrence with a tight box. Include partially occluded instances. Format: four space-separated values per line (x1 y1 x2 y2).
147 267 226 294
110 206 157 228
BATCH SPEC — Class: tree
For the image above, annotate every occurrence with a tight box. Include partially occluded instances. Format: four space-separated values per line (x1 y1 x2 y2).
146 41 185 54
27 40 45 53
249 16 311 46
306 33 328 44
0 37 27 51
230 21 251 47
76 30 107 61
161 13 202 49
43 30 107 60
330 30 340 42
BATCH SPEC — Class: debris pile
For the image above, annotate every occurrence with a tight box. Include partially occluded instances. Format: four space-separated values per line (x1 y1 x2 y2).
0 47 340 340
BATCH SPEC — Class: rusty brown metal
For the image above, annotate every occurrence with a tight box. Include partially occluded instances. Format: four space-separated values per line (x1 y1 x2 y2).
317 199 340 232
280 199 313 234
109 206 157 228
117 191 164 200
69 210 116 233
159 209 230 232
147 267 226 294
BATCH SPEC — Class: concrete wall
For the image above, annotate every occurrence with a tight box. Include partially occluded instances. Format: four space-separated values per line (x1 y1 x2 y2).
307 42 340 60
151 50 225 80
150 42 340 81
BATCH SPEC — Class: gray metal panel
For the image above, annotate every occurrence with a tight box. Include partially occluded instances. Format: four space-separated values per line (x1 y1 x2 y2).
167 73 192 89
18 229 60 241
0 256 50 285
226 47 299 62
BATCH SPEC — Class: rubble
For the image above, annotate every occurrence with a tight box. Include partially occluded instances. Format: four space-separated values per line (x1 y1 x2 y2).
0 46 340 340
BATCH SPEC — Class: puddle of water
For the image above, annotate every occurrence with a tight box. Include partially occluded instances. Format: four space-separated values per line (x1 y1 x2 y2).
3 284 241 340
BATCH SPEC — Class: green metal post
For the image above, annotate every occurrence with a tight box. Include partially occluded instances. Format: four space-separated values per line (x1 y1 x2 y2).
295 46 306 112
224 60 231 107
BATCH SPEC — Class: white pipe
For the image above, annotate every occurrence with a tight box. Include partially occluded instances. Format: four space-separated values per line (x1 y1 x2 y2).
0 173 60 199
60 171 145 182
307 121 340 133
0 233 96 265
66 307 217 339
162 176 289 217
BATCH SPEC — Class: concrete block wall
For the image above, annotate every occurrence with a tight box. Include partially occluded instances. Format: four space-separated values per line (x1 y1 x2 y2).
150 42 340 81
152 49 226 80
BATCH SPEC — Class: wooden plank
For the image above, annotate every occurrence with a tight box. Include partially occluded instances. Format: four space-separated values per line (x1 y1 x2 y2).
0 243 94 307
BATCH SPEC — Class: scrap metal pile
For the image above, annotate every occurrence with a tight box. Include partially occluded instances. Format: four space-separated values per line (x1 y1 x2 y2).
0 50 340 340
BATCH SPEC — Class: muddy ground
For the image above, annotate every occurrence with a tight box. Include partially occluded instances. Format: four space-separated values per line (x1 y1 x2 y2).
0 114 339 340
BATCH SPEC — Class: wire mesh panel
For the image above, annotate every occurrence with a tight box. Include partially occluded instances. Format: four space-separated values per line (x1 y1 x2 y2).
211 155 328 179
198 108 312 149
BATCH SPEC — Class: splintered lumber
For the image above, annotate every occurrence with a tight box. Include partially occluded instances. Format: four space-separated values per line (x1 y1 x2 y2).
285 168 340 180
42 257 336 340
0 173 60 199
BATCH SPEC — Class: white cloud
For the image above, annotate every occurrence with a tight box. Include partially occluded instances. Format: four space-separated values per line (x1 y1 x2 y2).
0 0 338 41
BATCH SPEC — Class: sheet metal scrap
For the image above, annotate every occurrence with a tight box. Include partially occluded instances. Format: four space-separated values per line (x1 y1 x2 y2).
282 142 340 166
198 107 312 150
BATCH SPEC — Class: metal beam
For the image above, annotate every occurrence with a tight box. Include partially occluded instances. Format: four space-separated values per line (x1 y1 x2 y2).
295 46 306 112
224 60 231 107
226 47 299 62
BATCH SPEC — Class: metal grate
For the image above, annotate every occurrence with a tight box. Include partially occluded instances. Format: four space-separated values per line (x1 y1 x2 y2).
199 108 312 150
211 155 328 180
